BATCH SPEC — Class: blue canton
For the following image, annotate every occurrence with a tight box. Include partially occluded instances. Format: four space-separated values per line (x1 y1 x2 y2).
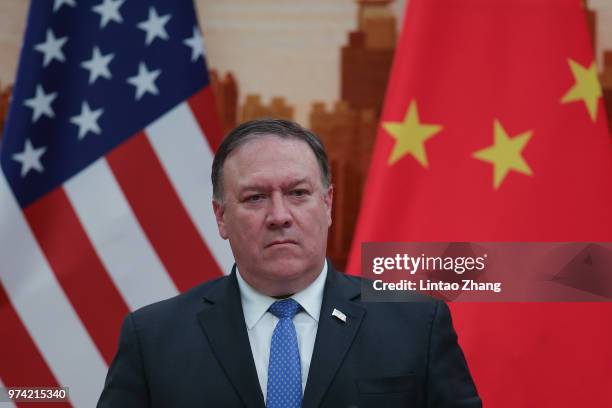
0 0 209 208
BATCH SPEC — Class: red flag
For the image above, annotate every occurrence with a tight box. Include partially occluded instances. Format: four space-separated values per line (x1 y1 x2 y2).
348 0 612 406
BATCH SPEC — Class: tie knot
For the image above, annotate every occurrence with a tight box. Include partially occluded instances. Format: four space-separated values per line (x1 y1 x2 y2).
268 298 301 319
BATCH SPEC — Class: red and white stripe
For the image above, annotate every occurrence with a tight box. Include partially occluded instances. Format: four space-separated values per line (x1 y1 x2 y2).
0 378 17 408
0 87 232 407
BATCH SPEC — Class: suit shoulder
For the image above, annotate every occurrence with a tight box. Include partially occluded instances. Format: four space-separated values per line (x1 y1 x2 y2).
336 271 362 288
335 271 439 306
130 275 228 322
330 270 441 323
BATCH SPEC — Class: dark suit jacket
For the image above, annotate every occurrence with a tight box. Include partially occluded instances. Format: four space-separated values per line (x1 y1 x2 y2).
98 265 481 407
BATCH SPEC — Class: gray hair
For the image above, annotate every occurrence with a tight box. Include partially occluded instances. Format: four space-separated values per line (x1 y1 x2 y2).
211 119 331 202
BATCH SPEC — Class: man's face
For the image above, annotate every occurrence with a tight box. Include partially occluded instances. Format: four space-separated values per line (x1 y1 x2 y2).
213 135 333 296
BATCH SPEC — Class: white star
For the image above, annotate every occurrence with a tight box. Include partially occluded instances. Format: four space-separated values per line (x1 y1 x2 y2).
183 26 205 62
24 85 58 122
12 139 47 177
34 29 68 67
126 62 161 100
53 0 76 12
92 0 125 28
70 101 103 140
137 7 171 46
81 46 114 84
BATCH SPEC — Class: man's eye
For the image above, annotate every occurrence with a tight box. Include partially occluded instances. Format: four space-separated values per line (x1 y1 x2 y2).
246 194 265 202
290 189 308 197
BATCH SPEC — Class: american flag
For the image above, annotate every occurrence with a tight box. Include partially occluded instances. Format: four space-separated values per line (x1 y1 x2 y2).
0 1 233 406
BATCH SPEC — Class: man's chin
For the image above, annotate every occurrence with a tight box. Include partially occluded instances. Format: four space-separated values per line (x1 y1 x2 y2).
261 245 305 265
261 258 320 283
263 259 307 278
236 253 324 295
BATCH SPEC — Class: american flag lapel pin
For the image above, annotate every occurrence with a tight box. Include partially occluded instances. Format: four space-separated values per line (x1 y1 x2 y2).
332 308 347 323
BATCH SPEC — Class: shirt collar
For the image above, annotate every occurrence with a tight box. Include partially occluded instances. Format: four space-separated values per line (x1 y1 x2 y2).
236 261 328 330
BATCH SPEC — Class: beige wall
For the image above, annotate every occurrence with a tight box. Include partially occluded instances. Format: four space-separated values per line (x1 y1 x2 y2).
0 0 28 85
1 0 612 122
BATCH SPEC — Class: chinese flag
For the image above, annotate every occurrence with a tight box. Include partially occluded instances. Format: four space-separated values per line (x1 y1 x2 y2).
347 0 612 406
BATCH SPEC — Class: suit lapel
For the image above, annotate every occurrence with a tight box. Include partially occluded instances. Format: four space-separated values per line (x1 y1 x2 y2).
302 267 365 408
197 270 265 408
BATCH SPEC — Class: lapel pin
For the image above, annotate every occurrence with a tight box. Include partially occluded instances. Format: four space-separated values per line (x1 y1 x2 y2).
332 308 347 323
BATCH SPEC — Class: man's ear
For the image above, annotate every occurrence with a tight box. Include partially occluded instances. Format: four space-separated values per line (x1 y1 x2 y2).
324 185 333 227
212 200 229 240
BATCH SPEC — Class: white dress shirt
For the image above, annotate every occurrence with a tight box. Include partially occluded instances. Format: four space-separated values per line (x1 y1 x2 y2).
235 262 327 403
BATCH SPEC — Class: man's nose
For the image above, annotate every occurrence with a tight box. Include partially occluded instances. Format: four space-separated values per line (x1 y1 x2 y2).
266 193 292 229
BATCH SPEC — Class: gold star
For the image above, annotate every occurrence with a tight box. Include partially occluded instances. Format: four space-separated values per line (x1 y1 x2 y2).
473 120 533 190
382 100 443 167
560 59 602 121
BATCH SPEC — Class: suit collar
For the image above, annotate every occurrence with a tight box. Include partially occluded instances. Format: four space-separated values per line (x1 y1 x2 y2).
197 267 265 408
302 264 365 408
235 261 328 329
197 263 364 408
235 268 276 330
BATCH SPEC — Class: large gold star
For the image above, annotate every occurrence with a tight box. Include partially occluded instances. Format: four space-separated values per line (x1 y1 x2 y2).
560 59 602 121
382 101 443 167
473 120 533 190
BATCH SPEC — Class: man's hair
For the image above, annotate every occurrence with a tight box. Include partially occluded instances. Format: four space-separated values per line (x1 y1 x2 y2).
211 118 331 202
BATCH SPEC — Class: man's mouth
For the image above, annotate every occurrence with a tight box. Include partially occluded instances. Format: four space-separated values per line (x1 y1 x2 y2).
266 239 298 248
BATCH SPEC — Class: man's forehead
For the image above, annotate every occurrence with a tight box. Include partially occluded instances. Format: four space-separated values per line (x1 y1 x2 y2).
229 134 310 155
218 133 326 193
224 136 317 171
237 176 312 192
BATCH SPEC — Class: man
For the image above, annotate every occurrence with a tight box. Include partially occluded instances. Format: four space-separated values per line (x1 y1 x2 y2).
98 119 481 407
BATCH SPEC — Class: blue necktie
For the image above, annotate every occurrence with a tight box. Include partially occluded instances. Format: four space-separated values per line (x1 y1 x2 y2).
266 298 302 408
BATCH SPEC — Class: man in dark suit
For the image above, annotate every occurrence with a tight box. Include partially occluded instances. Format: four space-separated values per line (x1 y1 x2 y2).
98 119 481 407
